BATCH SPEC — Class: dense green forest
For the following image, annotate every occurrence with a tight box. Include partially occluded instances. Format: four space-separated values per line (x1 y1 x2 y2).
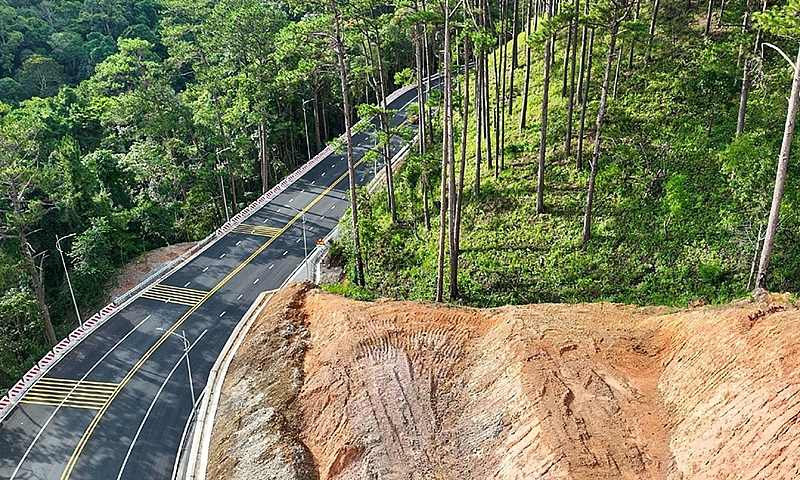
1 0 799 392
333 0 800 306
0 0 416 388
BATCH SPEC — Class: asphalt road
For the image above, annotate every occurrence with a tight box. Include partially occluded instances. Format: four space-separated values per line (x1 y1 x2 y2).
0 84 426 480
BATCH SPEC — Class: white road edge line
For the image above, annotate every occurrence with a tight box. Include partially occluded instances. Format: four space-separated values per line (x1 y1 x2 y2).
10 314 156 480
116 330 207 480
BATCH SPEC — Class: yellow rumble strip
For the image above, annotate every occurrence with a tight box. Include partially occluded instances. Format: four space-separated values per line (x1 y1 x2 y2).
139 284 209 307
21 378 118 410
231 224 283 237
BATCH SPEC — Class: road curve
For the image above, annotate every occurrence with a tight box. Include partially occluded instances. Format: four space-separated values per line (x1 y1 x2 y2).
0 83 428 480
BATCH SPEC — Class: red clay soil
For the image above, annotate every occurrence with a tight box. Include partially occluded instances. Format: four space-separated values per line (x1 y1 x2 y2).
108 242 196 301
206 283 800 479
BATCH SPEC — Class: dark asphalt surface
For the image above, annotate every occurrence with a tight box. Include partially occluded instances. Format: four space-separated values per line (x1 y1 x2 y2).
0 84 428 480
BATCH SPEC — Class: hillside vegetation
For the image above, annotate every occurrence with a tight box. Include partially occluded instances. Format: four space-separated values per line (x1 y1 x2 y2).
341 0 800 307
2 0 800 393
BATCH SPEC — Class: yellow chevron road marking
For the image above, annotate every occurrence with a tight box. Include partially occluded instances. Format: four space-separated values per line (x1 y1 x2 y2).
140 284 209 307
231 224 283 237
61 155 367 480
21 378 118 410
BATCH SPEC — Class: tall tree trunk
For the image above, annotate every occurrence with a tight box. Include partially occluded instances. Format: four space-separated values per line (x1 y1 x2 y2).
575 29 594 170
537 0 553 214
500 18 508 172
565 0 580 155
332 1 366 286
475 51 483 196
494 30 502 178
259 123 268 193
313 88 323 152
704 0 714 35
520 0 534 129
436 0 453 302
646 0 660 62
369 23 397 223
6 175 57 346
612 44 623 99
22 246 57 347
508 0 520 117
562 12 573 98
748 220 764 290
627 0 640 70
511 0 521 69
736 0 766 137
414 20 427 156
583 22 620 244
484 51 494 171
450 32 470 300
322 99 330 141
756 43 800 290
413 14 431 232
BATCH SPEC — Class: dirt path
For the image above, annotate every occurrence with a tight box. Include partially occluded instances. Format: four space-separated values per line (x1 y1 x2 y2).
207 284 800 479
107 242 196 302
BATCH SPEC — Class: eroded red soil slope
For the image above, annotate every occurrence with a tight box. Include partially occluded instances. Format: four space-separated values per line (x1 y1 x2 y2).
207 284 800 479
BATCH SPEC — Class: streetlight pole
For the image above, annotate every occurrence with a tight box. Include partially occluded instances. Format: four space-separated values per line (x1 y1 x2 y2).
282 204 310 281
302 99 313 162
55 233 82 328
156 328 196 405
215 147 233 222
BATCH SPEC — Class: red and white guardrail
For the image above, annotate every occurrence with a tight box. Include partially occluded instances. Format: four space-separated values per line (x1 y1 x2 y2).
0 84 418 422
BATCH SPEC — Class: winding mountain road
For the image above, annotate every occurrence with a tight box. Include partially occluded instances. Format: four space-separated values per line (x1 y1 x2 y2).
0 82 429 480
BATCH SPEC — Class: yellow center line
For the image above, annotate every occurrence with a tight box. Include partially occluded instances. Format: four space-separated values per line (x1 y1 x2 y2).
60 158 363 479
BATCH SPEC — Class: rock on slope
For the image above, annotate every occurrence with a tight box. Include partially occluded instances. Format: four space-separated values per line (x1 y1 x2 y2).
206 283 800 479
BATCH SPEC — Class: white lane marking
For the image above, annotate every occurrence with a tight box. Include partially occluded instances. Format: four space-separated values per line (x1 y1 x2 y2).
236 241 241 246
219 311 226 317
237 294 243 300
283 251 288 256
331 205 336 210
11 315 156 479
309 227 314 232
342 194 347 200
320 216 325 220
296 238 301 243
184 282 191 288
321 172 326 177
254 278 260 285
115 330 208 480
263 218 269 223
202 267 209 272
301 189 305 193
219 253 225 259
311 180 315 185
289 198 293 203
269 264 274 270
331 163 336 168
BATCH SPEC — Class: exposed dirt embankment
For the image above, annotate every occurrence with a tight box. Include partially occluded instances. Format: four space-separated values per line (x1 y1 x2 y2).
207 283 800 479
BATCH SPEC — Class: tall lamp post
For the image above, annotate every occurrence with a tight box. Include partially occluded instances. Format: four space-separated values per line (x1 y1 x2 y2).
55 233 82 328
302 98 313 162
215 146 233 222
282 204 310 280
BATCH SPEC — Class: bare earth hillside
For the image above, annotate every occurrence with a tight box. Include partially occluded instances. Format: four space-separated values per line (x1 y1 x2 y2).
206 283 800 479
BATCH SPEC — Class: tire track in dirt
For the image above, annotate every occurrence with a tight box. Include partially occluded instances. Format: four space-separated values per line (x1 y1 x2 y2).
207 286 800 480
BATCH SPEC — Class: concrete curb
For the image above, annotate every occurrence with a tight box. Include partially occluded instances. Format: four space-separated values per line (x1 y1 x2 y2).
185 290 276 480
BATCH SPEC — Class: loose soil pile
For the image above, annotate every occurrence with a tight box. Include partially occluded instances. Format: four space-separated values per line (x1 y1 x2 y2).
207 283 800 479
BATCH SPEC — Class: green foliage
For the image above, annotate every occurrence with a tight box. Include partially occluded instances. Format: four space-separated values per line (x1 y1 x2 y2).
321 282 377 301
332 5 800 309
